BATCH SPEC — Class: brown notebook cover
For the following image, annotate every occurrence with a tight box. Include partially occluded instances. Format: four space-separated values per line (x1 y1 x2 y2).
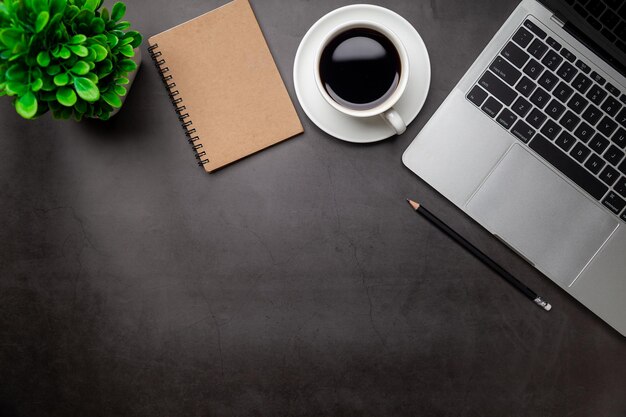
148 0 303 172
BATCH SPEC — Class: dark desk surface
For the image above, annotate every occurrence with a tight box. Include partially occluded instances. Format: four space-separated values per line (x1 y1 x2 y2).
1 0 625 416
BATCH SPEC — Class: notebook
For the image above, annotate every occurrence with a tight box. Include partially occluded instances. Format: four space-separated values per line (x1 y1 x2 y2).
148 0 303 172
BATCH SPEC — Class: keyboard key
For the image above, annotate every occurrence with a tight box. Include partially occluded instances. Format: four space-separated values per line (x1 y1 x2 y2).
617 21 626 38
587 85 608 105
567 93 589 114
571 73 593 94
546 36 561 51
538 71 559 91
511 120 536 143
574 122 594 143
600 10 620 30
515 76 536 97
481 96 503 118
512 27 533 48
610 22 622 37
586 1 606 18
501 42 530 68
523 20 546 39
601 96 622 116
621 94 626 105
559 47 576 63
575 60 591 74
523 58 544 80
529 87 550 109
616 108 626 127
582 104 603 125
605 21 626 35
604 1 621 14
554 82 574 102
478 71 517 106
467 85 488 107
598 116 618 137
604 145 625 166
610 16 621 37
590 71 606 85
590 133 611 154
497 108 518 129
599 165 620 186
490 56 522 85
560 110 581 131
602 192 626 215
526 108 547 128
615 177 626 198
542 50 563 71
546 99 566 120
571 142 592 163
512 96 532 117
587 16 602 30
556 61 577 82
530 134 609 200
585 153 606 174
555 131 577 151
612 128 626 149
620 158 626 175
610 23 621 38
541 119 562 139
528 39 548 59
606 82 620 97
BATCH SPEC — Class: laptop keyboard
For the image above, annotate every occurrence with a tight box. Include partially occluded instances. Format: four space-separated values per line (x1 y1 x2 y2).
466 19 626 223
570 0 626 55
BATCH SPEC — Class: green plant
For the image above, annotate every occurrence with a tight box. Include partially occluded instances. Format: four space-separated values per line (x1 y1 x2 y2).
0 0 142 120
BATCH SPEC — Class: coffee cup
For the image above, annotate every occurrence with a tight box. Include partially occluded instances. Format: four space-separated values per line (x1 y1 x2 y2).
314 21 410 135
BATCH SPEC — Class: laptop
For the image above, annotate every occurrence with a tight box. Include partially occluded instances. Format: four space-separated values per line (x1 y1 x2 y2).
403 0 626 336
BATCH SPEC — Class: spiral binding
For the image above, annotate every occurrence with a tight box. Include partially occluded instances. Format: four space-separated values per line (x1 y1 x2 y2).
148 43 209 166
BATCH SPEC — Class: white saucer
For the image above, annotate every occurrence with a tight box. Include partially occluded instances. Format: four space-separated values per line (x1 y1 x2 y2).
293 4 431 143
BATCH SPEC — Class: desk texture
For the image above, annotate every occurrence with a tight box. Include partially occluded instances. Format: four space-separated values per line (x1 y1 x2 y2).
1 0 625 416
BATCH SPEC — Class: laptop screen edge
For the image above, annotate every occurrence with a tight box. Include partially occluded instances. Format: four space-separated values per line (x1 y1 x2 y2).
537 0 626 78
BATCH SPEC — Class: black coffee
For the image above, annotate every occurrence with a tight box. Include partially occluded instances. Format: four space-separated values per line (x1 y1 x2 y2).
319 28 401 111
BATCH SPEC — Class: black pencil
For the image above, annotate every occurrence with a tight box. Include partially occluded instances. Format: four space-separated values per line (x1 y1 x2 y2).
407 199 551 311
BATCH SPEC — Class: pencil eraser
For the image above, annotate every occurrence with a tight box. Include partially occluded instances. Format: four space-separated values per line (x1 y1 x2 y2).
544 303 552 311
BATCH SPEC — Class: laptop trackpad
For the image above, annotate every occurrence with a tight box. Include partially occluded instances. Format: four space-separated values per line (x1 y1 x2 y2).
466 144 618 285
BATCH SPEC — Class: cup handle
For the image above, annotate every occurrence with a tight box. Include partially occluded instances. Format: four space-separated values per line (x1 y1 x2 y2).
381 108 406 135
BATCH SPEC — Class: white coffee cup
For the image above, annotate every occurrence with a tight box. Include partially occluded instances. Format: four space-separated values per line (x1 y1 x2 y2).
314 21 410 135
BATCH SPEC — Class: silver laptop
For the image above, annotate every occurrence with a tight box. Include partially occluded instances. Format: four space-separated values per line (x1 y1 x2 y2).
403 0 626 336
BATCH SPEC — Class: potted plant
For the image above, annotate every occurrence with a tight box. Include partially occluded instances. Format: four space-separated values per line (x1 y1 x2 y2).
0 0 142 121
